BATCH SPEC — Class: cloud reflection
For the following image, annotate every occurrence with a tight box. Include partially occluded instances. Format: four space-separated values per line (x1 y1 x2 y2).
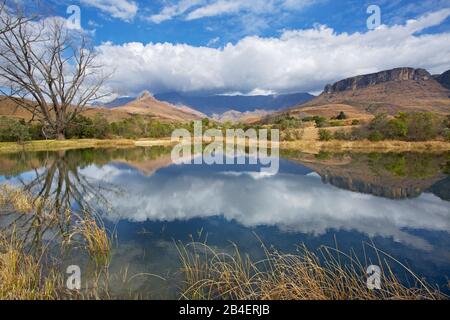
81 163 450 251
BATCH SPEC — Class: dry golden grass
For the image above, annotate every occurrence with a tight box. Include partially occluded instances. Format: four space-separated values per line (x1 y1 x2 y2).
66 213 112 266
0 184 34 213
177 241 446 300
281 139 450 154
0 139 137 154
0 230 65 300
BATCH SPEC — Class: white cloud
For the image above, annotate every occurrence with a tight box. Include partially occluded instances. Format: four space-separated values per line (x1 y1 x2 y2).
80 0 138 22
149 0 317 23
95 9 450 96
147 0 205 23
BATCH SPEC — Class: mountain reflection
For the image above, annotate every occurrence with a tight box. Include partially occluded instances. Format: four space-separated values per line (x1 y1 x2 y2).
1 148 449 252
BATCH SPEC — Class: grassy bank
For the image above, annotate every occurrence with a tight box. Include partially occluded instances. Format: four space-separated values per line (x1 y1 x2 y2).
1 137 450 154
0 138 174 154
281 139 450 153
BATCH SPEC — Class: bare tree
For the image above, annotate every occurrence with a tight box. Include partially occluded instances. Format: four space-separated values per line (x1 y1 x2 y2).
0 6 110 139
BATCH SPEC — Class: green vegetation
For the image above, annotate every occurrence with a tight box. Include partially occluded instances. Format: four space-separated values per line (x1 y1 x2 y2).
302 115 327 127
334 112 450 142
318 129 333 141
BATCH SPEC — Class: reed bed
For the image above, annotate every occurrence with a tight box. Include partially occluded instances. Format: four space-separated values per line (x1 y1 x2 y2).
0 185 113 299
0 230 66 299
177 241 446 300
66 213 112 266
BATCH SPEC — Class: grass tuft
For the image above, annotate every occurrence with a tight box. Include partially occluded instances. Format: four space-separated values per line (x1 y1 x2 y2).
177 241 446 300
0 230 64 300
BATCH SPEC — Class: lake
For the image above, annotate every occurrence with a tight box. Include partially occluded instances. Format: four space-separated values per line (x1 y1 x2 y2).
0 147 449 298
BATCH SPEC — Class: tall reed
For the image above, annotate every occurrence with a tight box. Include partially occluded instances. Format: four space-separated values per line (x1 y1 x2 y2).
177 241 446 300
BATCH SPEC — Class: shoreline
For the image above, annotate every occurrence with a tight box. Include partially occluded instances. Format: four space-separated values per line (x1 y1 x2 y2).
0 138 449 154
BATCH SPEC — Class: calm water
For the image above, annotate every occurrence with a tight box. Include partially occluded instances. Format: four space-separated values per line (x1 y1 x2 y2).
0 147 449 298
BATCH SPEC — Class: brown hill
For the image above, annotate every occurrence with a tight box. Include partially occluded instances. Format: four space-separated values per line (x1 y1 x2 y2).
280 67 450 119
0 96 136 122
112 91 205 121
0 92 204 123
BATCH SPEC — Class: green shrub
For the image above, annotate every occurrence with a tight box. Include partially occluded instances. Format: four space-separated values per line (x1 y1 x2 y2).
404 112 440 141
444 129 450 142
302 116 327 128
368 131 384 142
336 111 347 120
318 129 333 141
0 118 31 142
384 118 408 139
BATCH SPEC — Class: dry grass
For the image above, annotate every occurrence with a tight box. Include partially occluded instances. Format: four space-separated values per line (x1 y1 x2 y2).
281 139 450 154
66 213 112 266
177 241 446 300
0 185 114 299
0 229 65 300
0 138 177 154
0 139 136 154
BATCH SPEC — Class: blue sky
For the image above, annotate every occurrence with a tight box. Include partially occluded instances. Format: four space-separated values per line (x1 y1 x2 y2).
25 0 450 97
43 0 450 46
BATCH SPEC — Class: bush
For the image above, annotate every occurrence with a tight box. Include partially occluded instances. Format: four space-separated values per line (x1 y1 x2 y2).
336 111 347 120
0 118 31 143
281 128 304 141
302 116 327 128
334 129 351 140
273 115 304 130
444 129 450 142
384 118 408 139
368 131 384 142
318 129 333 141
405 112 440 141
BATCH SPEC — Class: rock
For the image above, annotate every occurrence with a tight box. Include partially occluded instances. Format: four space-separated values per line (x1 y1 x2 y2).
324 68 432 94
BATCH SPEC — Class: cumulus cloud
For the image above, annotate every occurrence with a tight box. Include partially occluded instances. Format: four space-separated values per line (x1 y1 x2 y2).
95 9 450 96
80 0 138 22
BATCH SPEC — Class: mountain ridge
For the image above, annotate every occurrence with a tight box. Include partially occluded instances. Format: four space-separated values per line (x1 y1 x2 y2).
277 67 450 119
111 91 205 121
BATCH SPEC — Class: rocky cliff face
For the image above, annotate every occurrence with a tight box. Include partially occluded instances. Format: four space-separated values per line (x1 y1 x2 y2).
434 69 450 90
324 68 432 94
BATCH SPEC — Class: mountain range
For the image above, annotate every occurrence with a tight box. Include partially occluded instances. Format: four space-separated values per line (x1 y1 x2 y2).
1 67 449 124
272 67 450 120
104 91 315 116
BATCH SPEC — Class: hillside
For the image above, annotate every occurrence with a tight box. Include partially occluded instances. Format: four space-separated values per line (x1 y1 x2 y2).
434 69 450 90
280 67 450 119
112 91 205 121
0 97 135 122
211 109 271 124
0 92 204 123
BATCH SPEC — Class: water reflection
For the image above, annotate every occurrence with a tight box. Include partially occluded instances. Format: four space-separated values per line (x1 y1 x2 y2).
0 147 449 295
